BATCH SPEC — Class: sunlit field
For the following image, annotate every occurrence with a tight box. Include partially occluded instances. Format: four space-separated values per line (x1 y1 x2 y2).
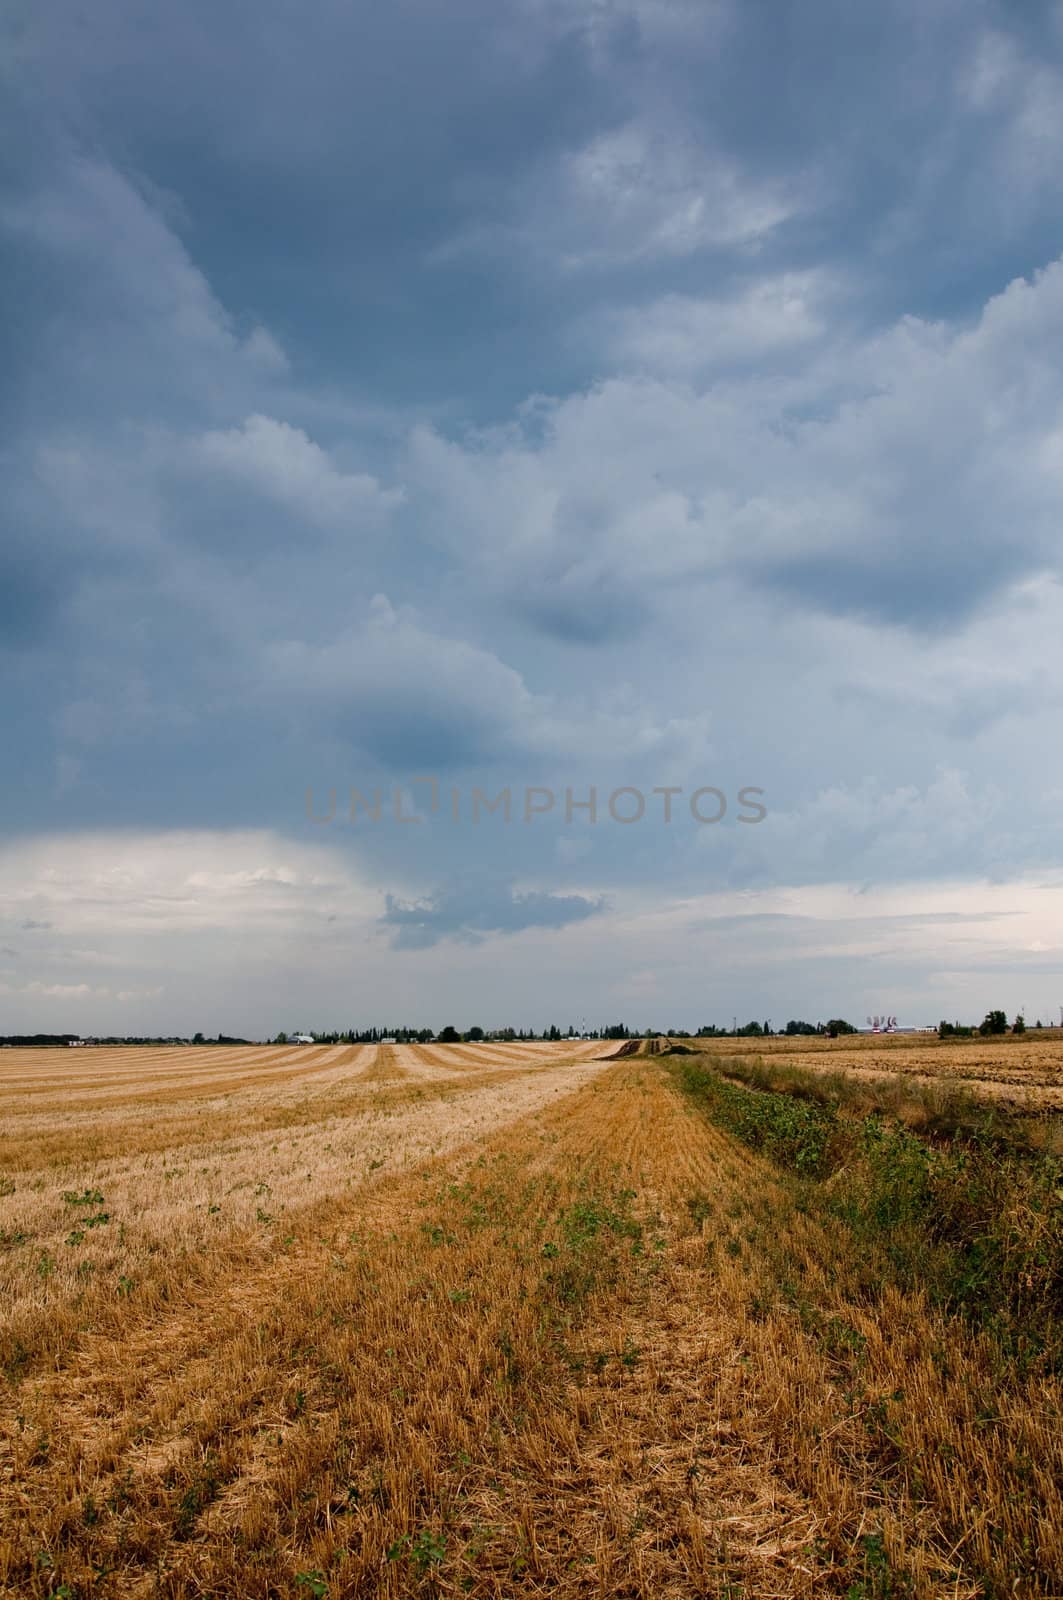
2 1036 1061 1597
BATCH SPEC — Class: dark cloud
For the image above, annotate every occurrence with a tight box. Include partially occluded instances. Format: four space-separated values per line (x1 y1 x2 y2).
3 0 1063 1031
0 545 62 647
11 0 1061 417
380 880 606 949
762 542 1025 631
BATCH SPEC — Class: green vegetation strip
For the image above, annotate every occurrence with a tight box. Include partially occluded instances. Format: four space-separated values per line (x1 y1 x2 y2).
673 1058 1063 1372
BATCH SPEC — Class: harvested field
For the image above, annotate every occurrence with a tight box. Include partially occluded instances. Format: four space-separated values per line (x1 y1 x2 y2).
0 1042 606 1376
1 1041 1060 1596
691 1029 1063 1113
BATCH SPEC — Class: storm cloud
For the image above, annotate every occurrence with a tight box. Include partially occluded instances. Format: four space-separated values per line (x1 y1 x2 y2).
4 0 1063 1030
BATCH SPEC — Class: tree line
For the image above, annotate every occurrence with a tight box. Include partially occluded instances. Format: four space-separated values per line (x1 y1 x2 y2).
939 1011 1035 1038
4 1011 1045 1049
273 1023 634 1044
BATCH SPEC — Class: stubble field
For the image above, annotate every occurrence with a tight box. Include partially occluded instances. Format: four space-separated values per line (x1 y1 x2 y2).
696 1030 1063 1115
1 1035 1061 1598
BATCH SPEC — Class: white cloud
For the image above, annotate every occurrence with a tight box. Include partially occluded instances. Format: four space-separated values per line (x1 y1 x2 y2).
602 272 831 374
7 0 1063 1044
559 120 800 264
263 596 717 771
0 830 373 937
408 254 1063 628
587 871 1063 1024
432 113 806 273
0 830 376 1031
4 827 1060 1034
824 573 1063 736
33 436 165 552
512 0 732 57
263 597 545 766
2 156 239 360
0 981 95 999
961 27 1063 183
195 414 404 528
241 325 290 374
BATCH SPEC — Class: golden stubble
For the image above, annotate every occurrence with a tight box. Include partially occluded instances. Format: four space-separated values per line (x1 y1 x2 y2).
0 1042 607 1378
0 1046 1059 1597
692 1029 1063 1114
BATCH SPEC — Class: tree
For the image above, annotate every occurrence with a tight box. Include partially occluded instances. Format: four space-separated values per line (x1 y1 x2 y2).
274 1031 288 1044
465 1025 485 1042
824 1019 856 1038
193 1031 205 1045
438 1025 460 1044
1013 1014 1026 1034
979 1010 1008 1037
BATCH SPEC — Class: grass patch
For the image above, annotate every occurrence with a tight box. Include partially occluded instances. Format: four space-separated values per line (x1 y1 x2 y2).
676 1059 837 1174
674 1057 1063 1370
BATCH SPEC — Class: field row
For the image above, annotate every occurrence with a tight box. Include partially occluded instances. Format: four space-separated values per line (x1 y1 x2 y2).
0 1044 607 1384
0 1040 604 1102
692 1031 1063 1111
2 1042 1060 1595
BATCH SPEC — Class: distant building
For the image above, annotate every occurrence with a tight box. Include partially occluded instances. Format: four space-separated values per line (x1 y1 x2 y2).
291 1033 314 1045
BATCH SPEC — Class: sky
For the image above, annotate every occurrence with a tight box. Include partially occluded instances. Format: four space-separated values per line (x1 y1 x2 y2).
3 0 1063 1036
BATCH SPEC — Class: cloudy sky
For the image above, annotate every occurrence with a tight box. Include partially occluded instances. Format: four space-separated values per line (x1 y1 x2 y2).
3 0 1063 1036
